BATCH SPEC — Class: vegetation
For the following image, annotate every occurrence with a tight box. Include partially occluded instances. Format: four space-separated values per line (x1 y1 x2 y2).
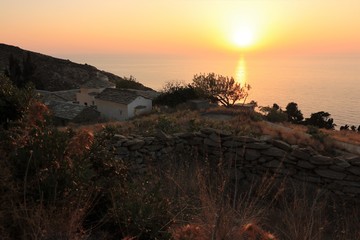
113 75 152 90
260 103 288 123
154 81 199 107
1 98 359 239
305 111 336 130
0 74 34 128
192 73 250 107
2 67 360 239
154 73 250 108
285 102 304 124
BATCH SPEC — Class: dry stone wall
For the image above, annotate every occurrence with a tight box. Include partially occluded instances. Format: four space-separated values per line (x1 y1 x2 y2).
112 128 360 197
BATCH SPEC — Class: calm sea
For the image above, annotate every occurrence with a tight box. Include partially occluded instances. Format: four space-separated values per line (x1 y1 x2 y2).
62 53 360 128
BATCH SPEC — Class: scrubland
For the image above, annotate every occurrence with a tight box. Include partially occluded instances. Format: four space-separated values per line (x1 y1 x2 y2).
1 105 360 239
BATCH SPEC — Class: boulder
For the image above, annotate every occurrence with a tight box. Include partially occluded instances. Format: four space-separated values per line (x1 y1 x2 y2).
262 147 286 157
310 155 333 165
272 139 292 152
315 169 346 180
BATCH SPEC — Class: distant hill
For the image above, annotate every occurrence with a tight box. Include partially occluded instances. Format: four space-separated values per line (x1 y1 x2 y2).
0 43 152 91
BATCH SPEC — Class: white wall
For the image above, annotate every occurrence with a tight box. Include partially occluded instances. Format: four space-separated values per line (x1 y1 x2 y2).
128 97 152 118
95 99 128 121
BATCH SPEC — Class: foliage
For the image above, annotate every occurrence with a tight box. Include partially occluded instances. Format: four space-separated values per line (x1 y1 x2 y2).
306 125 328 143
114 75 151 90
285 102 304 124
192 73 250 107
305 111 336 129
260 103 288 123
0 75 34 128
154 81 199 107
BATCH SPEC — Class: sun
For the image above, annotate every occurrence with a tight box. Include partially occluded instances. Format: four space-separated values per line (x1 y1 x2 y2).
231 28 255 48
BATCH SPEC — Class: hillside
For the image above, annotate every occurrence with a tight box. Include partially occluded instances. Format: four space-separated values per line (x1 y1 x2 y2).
0 43 152 91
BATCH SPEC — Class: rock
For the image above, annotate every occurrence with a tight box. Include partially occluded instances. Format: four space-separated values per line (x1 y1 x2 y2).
223 140 243 148
204 138 221 147
262 147 286 157
291 148 311 160
258 157 267 163
310 155 333 165
347 167 360 176
343 186 360 194
259 135 273 141
174 132 194 139
315 169 346 180
116 147 129 156
233 136 257 143
344 155 360 166
264 160 282 168
294 173 322 183
329 165 346 171
188 137 203 145
335 180 360 187
283 156 298 165
200 128 216 135
175 143 185 151
245 149 261 161
156 130 172 140
345 175 360 181
143 137 155 144
272 139 292 152
297 160 315 169
272 168 296 176
218 130 232 137
333 157 351 168
209 132 221 143
114 134 127 140
145 144 163 151
246 143 271 150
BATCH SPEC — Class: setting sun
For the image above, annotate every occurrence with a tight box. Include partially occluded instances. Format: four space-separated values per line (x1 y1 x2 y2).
232 29 255 48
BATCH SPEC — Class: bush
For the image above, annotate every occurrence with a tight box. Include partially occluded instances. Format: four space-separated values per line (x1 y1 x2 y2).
305 111 336 130
154 81 199 107
260 104 288 123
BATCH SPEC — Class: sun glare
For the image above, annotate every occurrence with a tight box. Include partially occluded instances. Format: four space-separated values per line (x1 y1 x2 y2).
232 29 255 48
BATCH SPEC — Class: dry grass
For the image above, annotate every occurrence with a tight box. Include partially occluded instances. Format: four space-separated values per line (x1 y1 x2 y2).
322 128 360 145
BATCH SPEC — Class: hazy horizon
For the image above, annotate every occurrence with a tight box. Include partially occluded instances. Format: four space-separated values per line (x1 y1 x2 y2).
2 1 360 57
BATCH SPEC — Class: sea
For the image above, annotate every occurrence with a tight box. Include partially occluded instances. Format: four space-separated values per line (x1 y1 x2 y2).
60 53 360 128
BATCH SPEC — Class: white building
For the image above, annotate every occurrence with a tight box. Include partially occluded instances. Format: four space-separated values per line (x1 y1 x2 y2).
76 78 115 106
94 88 152 121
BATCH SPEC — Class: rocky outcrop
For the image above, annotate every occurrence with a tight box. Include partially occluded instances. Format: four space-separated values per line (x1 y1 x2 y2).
112 128 360 197
0 43 152 91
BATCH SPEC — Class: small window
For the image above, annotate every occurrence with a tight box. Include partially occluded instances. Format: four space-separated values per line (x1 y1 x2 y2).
84 102 88 106
92 101 95 105
119 110 122 115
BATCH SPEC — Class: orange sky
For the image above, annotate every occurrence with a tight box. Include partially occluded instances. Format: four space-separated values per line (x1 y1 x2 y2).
1 0 360 57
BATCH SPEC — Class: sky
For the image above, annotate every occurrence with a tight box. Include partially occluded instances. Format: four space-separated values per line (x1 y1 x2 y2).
1 0 360 57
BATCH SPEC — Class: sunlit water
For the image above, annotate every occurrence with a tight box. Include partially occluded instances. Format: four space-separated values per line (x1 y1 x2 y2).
62 53 360 128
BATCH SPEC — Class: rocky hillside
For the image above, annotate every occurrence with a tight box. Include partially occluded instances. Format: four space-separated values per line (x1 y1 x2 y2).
0 43 152 91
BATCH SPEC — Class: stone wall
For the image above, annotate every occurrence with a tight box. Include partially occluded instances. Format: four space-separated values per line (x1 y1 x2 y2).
112 128 360 197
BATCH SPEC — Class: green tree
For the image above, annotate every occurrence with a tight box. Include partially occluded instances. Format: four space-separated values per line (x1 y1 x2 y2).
305 111 336 129
192 73 250 107
285 102 304 123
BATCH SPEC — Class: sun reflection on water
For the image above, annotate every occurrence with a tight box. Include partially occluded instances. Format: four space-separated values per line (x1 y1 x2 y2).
235 56 247 86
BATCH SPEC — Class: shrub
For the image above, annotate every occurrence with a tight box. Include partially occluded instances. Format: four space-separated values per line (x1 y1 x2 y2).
154 81 199 107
